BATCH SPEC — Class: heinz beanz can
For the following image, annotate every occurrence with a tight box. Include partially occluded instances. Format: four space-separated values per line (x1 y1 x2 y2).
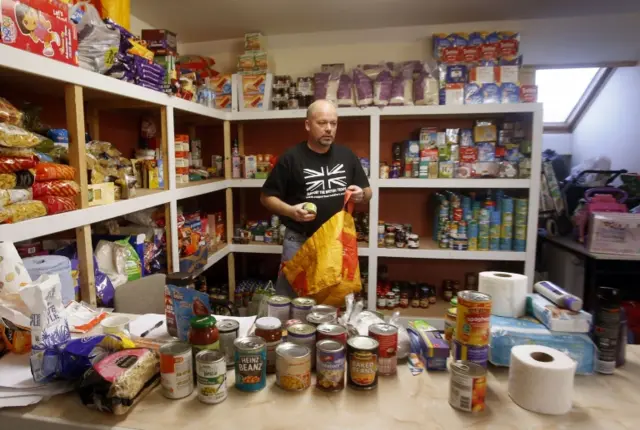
316 339 346 392
449 360 487 413
160 342 194 399
196 350 228 404
455 291 492 346
234 336 267 392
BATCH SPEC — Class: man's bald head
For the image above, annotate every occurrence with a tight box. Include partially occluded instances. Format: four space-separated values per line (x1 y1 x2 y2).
307 99 337 120
305 100 338 148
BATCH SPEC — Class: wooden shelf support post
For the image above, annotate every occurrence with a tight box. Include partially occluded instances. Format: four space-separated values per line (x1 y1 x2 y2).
223 120 236 297
65 84 96 306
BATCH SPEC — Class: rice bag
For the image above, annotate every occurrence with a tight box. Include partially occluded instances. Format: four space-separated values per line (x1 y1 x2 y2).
35 163 76 181
0 189 32 209
32 180 80 198
0 200 47 224
337 74 354 107
36 196 77 215
78 348 160 415
374 69 393 106
353 68 373 106
390 62 416 106
0 156 38 173
414 63 439 106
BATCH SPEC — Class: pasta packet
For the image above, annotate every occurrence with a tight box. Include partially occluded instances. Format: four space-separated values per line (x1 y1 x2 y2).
0 170 35 190
0 97 23 127
0 189 32 209
0 123 45 148
35 163 76 181
0 156 38 173
0 200 47 224
36 196 77 215
32 180 80 198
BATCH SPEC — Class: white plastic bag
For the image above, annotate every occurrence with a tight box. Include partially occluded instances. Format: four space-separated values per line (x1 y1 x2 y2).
72 2 121 74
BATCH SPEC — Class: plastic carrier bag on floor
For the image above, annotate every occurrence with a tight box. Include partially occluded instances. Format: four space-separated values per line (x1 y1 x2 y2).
283 191 361 307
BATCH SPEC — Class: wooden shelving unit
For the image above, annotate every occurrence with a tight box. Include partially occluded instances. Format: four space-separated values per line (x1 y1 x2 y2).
0 44 542 322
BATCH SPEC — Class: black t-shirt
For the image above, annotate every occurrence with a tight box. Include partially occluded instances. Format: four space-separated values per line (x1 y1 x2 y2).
262 142 370 235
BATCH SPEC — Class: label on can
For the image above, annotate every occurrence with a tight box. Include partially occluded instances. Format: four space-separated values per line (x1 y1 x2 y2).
268 296 292 324
234 337 267 392
316 340 345 391
317 323 348 346
160 342 194 399
452 340 489 368
196 351 228 404
449 361 487 412
456 291 492 346
347 337 378 390
368 324 398 376
276 343 311 391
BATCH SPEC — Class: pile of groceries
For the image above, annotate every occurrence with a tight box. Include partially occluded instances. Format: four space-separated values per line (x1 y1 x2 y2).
0 264 629 417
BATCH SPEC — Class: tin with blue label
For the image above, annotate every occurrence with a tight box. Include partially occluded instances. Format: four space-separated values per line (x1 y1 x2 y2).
234 336 267 392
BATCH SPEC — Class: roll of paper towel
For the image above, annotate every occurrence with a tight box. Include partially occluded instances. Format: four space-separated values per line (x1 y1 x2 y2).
508 345 577 415
478 271 528 317
0 242 32 294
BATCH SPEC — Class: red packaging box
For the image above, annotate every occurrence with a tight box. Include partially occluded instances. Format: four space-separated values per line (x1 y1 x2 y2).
459 147 478 163
1 0 78 66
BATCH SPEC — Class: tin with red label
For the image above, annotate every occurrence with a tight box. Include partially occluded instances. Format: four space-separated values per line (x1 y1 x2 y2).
368 323 398 375
160 342 194 399
316 323 348 346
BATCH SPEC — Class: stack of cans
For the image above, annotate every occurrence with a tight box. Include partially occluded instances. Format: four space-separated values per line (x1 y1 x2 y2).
489 209 501 250
513 198 528 251
500 197 514 250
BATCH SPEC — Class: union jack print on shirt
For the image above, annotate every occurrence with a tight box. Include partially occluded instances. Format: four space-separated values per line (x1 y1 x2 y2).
303 164 347 193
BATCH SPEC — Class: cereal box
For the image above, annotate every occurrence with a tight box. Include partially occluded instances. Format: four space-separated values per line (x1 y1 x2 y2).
1 0 78 66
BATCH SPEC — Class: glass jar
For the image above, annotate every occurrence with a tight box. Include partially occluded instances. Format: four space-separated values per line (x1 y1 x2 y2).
385 291 396 310
443 280 454 302
410 283 421 308
377 292 386 310
428 285 437 304
419 286 430 309
189 316 219 378
399 290 409 308
255 316 282 374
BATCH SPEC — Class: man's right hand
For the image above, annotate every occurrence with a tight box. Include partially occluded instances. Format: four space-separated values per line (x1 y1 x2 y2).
289 203 316 223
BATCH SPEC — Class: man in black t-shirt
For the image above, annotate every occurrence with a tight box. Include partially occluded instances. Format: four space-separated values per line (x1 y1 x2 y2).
261 100 371 297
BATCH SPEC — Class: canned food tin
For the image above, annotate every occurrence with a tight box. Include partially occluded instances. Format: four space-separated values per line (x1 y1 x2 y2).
275 342 311 391
268 295 291 324
291 297 316 321
216 319 239 368
317 323 348 345
455 290 492 346
368 323 398 375
160 342 194 399
444 307 457 344
234 336 267 392
449 360 487 413
196 350 228 404
311 304 338 317
380 164 389 179
255 317 282 374
452 339 489 368
287 323 317 368
347 336 379 390
316 339 346 392
306 312 336 327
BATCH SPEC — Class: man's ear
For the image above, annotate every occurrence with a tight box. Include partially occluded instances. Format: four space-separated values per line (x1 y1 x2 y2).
304 119 310 132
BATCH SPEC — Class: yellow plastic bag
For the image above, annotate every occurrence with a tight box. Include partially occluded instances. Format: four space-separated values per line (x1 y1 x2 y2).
283 192 362 306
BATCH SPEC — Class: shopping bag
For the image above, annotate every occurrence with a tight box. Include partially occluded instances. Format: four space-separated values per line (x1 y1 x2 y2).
283 192 362 305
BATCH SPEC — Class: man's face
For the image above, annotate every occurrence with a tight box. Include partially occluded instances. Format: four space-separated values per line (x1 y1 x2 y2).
306 108 338 147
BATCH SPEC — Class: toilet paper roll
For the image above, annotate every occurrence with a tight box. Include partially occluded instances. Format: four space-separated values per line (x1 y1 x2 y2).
0 242 32 294
478 271 528 317
508 345 577 415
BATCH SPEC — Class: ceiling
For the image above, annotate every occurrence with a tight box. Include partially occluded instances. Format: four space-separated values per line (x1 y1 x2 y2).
131 0 640 43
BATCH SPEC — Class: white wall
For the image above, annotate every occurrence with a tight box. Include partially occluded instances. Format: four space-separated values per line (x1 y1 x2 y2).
180 13 640 76
543 133 572 154
130 15 154 35
572 66 640 172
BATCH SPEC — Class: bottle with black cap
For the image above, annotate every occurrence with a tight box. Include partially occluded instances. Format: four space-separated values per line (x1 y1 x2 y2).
593 286 621 374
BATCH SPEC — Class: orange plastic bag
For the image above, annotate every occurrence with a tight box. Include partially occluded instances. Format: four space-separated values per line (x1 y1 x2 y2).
283 192 362 307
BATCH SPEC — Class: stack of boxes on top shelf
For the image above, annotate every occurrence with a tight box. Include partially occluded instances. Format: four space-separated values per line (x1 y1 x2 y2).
174 135 190 185
234 32 273 111
433 31 537 105
141 29 178 95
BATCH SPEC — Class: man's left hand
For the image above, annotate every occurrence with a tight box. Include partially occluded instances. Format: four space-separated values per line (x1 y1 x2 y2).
347 185 364 203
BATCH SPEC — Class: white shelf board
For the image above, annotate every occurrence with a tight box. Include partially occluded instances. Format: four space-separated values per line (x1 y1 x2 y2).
231 242 283 254
377 238 526 261
172 97 228 120
230 179 266 188
379 103 543 117
378 178 531 189
175 178 228 200
194 246 230 276
232 107 378 121
0 190 172 242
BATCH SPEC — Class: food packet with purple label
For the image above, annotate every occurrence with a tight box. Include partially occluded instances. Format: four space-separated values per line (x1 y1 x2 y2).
337 74 354 107
414 63 439 106
390 62 415 106
482 83 501 104
373 68 393 106
353 68 373 106
501 83 520 104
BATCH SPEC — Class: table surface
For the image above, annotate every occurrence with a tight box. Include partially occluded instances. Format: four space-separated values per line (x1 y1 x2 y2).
3 326 640 430
542 234 640 261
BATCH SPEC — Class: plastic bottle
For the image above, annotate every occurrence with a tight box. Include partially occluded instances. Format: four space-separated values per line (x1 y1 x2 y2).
593 287 621 375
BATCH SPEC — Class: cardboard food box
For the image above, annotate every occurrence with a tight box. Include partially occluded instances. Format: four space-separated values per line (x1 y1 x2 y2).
1 0 78 66
88 182 115 207
587 212 640 256
141 29 177 54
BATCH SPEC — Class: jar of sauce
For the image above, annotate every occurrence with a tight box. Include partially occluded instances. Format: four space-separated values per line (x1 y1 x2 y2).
410 283 421 308
189 316 219 377
385 291 396 310
254 317 282 374
399 290 409 308
419 286 430 309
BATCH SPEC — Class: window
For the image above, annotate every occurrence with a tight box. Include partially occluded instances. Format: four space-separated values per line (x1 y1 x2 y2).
535 67 612 132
